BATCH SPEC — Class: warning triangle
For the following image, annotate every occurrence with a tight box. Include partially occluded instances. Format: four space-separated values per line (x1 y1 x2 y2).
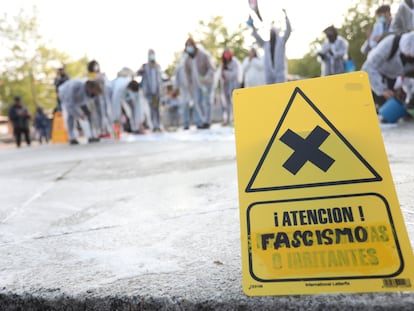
246 87 382 192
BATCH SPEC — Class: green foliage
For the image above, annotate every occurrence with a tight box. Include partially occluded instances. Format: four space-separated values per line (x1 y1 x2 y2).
0 7 87 115
164 51 183 78
287 37 325 78
288 55 321 79
338 0 376 70
194 16 249 65
65 56 88 79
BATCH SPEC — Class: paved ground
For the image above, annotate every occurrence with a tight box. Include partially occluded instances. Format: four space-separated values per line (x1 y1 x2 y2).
0 122 414 310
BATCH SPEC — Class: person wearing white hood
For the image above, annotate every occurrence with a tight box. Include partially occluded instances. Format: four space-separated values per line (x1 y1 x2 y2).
362 31 414 108
137 49 163 132
213 48 241 126
58 79 102 145
391 0 414 33
247 9 291 84
110 68 143 134
174 53 192 129
184 37 216 129
86 60 112 139
317 25 349 76
242 46 265 87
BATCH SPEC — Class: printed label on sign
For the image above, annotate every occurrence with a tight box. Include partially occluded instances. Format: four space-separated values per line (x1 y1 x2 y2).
248 194 402 281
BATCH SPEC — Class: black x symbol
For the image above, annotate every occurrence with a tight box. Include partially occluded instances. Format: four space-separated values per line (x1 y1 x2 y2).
279 125 335 175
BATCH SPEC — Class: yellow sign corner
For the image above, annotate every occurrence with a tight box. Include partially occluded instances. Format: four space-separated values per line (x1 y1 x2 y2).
233 72 414 296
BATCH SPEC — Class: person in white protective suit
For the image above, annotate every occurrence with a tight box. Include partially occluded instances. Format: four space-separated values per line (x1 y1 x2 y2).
242 45 265 88
58 79 102 145
317 25 349 76
360 5 392 55
125 80 144 133
212 48 241 126
391 0 414 33
109 69 144 134
137 49 163 132
362 31 414 108
184 38 216 129
174 53 192 130
247 9 291 84
86 59 112 139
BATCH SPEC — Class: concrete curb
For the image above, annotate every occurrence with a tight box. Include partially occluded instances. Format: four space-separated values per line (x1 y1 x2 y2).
2 291 414 310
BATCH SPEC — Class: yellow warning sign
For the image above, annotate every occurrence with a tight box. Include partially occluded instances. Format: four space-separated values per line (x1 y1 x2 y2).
51 111 68 144
233 72 414 295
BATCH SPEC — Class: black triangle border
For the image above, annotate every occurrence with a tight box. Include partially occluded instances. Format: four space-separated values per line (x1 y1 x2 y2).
245 87 382 193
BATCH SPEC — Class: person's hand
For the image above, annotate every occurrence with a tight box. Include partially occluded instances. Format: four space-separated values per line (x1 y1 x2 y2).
382 89 394 100
137 66 145 74
394 88 407 102
317 52 326 61
246 15 254 27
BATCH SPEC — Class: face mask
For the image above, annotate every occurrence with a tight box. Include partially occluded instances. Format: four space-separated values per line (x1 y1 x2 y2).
149 54 156 62
186 45 195 54
377 16 386 24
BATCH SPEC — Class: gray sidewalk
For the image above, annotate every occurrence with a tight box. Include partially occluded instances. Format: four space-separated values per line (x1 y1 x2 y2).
0 123 414 310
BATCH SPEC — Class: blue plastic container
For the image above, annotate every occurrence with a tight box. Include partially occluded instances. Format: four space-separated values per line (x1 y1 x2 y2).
379 97 407 123
344 60 356 72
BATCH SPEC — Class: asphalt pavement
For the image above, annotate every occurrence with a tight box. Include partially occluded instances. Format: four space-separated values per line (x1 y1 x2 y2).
0 122 414 310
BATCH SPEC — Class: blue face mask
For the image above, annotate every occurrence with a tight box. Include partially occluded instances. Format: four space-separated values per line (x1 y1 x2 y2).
149 54 156 62
377 16 386 23
186 45 195 54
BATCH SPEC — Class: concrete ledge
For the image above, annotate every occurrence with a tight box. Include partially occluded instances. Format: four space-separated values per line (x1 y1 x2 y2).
1 292 414 310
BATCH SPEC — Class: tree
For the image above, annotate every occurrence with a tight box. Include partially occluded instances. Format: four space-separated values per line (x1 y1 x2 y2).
339 0 376 70
0 7 87 115
288 55 321 79
164 51 183 79
193 16 249 65
288 37 324 79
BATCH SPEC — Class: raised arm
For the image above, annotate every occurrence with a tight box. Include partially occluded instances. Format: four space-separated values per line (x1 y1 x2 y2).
282 9 292 43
